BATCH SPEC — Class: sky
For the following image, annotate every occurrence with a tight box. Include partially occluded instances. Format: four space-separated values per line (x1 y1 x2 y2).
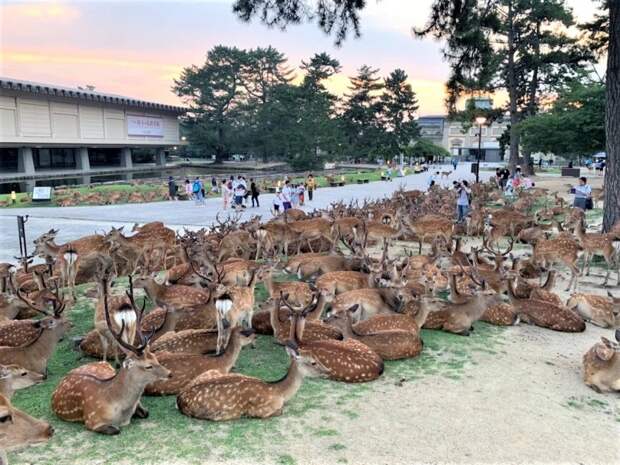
0 0 602 116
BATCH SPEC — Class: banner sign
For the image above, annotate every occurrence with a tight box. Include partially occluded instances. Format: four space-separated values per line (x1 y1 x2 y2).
127 115 164 137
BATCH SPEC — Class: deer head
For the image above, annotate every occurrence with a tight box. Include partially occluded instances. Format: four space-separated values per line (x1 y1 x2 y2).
0 394 53 451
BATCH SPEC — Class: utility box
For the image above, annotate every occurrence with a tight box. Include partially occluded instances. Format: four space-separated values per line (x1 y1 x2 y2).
561 168 580 177
470 163 479 174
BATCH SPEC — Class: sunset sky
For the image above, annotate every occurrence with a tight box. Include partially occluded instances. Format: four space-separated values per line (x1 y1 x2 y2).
0 0 602 116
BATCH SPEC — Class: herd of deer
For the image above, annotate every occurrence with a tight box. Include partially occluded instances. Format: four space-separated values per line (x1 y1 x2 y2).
1 180 619 460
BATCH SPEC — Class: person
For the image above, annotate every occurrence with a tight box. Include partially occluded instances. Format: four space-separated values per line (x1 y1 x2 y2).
500 168 510 190
211 176 218 193
428 171 438 189
221 178 230 210
184 179 192 200
297 183 305 206
238 176 248 207
272 189 282 215
568 160 574 168
386 165 393 181
538 158 543 169
512 168 522 189
250 178 260 208
306 174 316 201
192 177 204 205
233 180 246 210
452 157 458 171
291 184 300 207
167 176 177 201
494 168 501 189
573 176 592 210
281 181 293 211
455 180 471 223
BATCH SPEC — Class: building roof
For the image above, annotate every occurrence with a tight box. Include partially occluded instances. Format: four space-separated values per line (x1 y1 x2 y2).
0 77 187 114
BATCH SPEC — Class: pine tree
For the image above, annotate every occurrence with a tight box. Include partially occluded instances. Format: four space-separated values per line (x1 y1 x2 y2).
380 69 420 155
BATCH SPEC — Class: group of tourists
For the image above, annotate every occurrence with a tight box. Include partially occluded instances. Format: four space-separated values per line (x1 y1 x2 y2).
167 173 318 215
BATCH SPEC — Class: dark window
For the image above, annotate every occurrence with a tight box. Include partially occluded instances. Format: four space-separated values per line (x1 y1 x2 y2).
33 148 76 170
131 148 156 163
0 148 18 172
89 148 121 167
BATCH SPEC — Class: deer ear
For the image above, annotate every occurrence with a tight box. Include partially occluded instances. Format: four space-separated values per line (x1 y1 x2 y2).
615 329 620 344
122 358 136 369
347 304 359 313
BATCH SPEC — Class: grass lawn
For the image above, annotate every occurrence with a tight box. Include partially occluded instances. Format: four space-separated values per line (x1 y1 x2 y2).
8 274 505 465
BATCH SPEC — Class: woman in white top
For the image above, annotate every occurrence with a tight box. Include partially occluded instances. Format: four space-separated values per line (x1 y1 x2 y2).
221 179 230 210
573 176 592 210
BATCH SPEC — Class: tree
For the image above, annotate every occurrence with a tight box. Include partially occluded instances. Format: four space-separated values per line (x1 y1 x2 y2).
232 0 366 45
416 0 591 174
380 69 420 155
408 139 451 161
341 65 385 161
519 79 605 159
173 46 247 162
604 1 619 232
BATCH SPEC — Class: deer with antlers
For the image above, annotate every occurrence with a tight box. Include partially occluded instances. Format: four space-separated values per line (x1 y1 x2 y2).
583 329 620 393
51 293 171 434
0 291 68 376
532 232 581 291
144 327 256 395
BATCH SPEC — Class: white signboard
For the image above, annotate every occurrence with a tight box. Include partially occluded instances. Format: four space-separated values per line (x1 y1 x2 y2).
32 187 52 201
127 115 164 137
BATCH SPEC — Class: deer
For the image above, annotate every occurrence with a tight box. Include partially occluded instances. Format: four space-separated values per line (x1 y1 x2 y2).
0 263 14 293
144 327 256 395
286 252 364 280
532 232 581 291
572 217 618 286
402 214 454 254
51 294 171 434
0 393 53 452
505 278 585 332
325 305 423 360
582 329 620 393
422 276 508 335
314 270 383 303
328 287 413 323
177 341 329 421
0 294 68 376
0 365 45 399
566 292 620 328
287 295 384 383
150 328 219 355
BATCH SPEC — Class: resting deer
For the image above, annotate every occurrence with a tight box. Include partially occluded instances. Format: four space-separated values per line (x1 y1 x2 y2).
329 287 413 322
567 292 620 328
288 295 384 383
325 305 423 360
315 270 381 303
0 294 67 376
177 341 328 421
51 294 171 434
582 330 620 393
506 278 585 332
145 327 255 395
0 365 45 399
0 393 53 452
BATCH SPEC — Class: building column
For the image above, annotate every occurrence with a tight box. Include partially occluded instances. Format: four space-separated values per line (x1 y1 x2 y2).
121 148 133 168
18 147 35 174
76 147 90 172
155 149 167 166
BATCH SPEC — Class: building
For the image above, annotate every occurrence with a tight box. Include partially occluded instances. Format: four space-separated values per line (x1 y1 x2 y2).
0 78 186 192
417 115 509 163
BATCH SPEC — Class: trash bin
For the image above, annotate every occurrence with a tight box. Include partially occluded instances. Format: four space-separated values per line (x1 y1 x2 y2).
561 168 580 177
470 163 479 174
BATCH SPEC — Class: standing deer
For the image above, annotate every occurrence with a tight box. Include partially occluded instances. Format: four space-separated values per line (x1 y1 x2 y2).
51 294 171 434
573 218 618 286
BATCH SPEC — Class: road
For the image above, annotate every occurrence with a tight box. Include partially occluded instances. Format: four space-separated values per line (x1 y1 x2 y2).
0 163 489 263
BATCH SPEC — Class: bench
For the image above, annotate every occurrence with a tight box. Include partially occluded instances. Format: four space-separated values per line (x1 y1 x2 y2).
356 179 369 184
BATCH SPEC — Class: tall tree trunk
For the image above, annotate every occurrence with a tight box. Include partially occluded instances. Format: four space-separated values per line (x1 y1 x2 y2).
603 1 620 232
522 21 542 177
506 0 520 173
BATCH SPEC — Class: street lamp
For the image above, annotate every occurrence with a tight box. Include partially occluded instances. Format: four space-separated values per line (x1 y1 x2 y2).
474 116 487 183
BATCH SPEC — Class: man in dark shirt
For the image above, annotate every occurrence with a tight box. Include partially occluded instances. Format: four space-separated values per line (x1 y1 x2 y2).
500 168 510 190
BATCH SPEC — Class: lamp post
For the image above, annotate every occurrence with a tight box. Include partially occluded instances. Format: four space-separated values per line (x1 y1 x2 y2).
474 116 487 183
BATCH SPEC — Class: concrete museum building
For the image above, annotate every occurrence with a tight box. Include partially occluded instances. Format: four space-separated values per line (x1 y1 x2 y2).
0 78 185 193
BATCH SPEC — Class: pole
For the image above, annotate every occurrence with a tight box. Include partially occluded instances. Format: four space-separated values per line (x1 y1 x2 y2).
476 124 482 183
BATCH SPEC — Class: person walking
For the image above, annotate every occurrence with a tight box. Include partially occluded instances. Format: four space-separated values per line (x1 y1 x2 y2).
192 177 204 205
250 178 260 208
221 178 230 210
306 174 316 201
572 176 592 210
272 189 282 215
167 176 177 201
428 171 439 189
452 157 458 171
455 180 471 223
281 181 293 211
184 179 192 200
297 183 305 206
211 176 218 194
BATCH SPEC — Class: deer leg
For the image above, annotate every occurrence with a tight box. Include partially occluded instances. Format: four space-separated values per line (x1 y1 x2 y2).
132 402 149 419
91 423 121 435
307 238 315 253
602 255 612 286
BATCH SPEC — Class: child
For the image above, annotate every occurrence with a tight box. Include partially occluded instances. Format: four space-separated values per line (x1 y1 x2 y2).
272 189 282 215
297 184 305 206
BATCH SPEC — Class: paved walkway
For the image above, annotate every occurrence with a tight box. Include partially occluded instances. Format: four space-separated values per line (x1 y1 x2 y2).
0 163 489 263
